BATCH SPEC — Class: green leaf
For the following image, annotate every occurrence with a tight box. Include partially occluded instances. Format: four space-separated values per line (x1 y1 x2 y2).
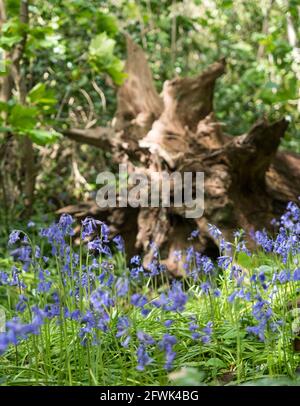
28 83 47 103
256 265 273 274
28 83 57 106
27 129 62 146
96 12 118 36
89 32 115 59
107 59 127 85
237 252 253 269
0 35 22 48
205 358 227 369
89 33 126 85
9 105 37 130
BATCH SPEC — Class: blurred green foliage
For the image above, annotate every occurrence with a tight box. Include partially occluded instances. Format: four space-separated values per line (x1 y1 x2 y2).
1 0 299 148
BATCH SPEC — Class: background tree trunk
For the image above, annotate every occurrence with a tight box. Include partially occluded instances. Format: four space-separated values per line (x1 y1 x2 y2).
61 37 300 273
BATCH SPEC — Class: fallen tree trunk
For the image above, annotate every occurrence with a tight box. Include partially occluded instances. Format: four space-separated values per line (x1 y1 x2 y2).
61 37 300 273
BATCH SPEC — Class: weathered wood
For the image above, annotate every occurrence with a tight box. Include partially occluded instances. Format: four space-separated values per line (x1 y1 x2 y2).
61 38 300 270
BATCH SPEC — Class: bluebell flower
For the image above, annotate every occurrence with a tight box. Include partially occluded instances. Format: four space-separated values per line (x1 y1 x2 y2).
116 316 130 339
0 333 9 355
0 272 9 286
254 230 273 253
16 295 28 313
247 320 267 342
208 224 222 240
113 235 124 252
159 334 177 370
201 321 213 344
141 308 151 317
131 293 147 308
203 321 213 335
213 289 221 297
188 229 200 240
115 277 129 297
217 255 232 270
220 238 232 255
70 310 81 321
114 333 127 348
8 230 21 246
293 268 300 281
40 223 65 253
130 266 144 279
58 214 74 236
37 270 52 293
236 240 251 256
201 335 211 344
137 331 155 345
92 288 114 311
148 260 165 277
10 245 32 266
81 217 102 240
100 223 110 243
166 282 187 312
189 321 200 340
173 250 182 262
130 255 141 266
277 269 291 284
136 345 153 371
164 320 173 328
88 238 112 257
228 291 237 303
201 282 211 295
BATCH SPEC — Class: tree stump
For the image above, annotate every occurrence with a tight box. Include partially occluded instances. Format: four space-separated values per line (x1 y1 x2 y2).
61 37 300 274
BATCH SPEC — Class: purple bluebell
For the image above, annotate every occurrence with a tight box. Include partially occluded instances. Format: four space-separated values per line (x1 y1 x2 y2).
131 294 147 308
0 333 9 355
217 255 232 270
208 224 222 240
164 320 173 328
16 295 28 313
130 255 141 266
90 288 114 313
293 268 300 281
165 282 187 312
115 277 129 297
188 229 200 240
59 214 74 235
116 316 130 338
81 217 102 239
201 282 211 295
130 266 144 279
277 269 291 284
159 334 177 370
201 321 213 344
136 345 153 371
137 331 155 345
254 230 273 253
113 235 124 252
8 230 21 246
